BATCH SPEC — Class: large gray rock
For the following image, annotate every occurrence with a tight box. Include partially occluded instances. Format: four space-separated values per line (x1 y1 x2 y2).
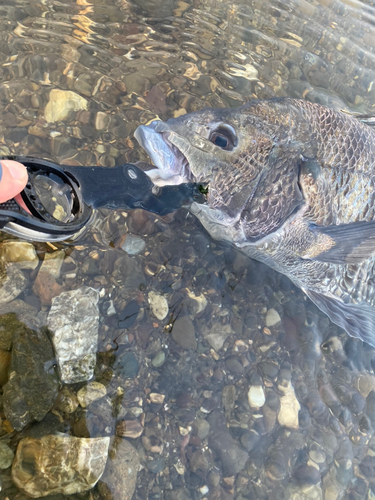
47 287 100 383
12 435 110 498
98 437 140 500
3 321 58 431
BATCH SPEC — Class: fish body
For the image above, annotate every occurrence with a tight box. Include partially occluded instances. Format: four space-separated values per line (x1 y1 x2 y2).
135 98 375 346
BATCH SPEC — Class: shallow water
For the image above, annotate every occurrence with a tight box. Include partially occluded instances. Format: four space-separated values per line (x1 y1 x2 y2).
1 0 375 499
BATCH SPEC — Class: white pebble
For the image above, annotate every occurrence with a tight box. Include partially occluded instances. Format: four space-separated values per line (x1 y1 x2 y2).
248 385 266 408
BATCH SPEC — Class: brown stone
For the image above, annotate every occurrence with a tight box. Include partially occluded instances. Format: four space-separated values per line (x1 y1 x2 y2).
32 271 63 306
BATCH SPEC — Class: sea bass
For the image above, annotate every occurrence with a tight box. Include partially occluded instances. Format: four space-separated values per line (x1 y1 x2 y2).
135 98 375 347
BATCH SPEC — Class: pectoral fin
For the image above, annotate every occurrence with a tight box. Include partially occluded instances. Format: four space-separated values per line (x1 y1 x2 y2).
307 220 375 264
304 288 375 347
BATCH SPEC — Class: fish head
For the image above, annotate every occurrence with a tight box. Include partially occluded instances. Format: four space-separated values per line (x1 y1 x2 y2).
135 99 314 245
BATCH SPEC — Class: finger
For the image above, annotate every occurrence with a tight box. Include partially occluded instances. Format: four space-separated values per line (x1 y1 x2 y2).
0 160 28 203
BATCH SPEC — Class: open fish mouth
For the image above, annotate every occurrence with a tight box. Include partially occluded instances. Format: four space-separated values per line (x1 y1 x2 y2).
134 121 192 186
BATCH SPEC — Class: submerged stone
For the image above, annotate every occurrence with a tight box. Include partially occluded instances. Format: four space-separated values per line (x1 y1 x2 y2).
3 322 58 431
47 287 100 383
98 437 139 500
0 241 39 270
172 315 197 350
0 442 14 469
277 381 300 429
148 291 169 320
44 89 88 123
0 264 28 304
12 435 110 498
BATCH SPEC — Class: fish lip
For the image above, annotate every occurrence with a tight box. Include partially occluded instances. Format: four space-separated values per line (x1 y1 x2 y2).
134 122 192 184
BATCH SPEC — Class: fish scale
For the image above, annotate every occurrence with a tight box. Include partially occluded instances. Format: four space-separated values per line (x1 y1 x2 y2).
135 97 375 346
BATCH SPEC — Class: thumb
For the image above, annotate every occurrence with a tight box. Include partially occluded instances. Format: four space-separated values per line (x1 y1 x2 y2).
0 160 28 203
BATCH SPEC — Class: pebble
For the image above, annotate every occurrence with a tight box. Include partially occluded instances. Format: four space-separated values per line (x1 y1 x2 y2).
150 393 165 404
277 381 300 429
172 316 197 350
12 435 110 497
98 438 139 500
248 385 266 408
32 270 64 306
77 382 107 408
208 410 248 476
3 322 58 431
39 250 65 278
151 350 165 367
147 458 164 474
192 418 210 440
54 387 79 414
225 357 244 374
203 323 233 351
0 442 14 469
265 308 281 327
148 291 169 320
121 234 146 255
0 265 28 304
114 351 139 379
0 242 38 270
116 420 144 439
44 89 88 123
47 287 100 384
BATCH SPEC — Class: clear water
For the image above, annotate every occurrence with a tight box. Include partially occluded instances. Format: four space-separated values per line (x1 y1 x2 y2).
1 0 375 499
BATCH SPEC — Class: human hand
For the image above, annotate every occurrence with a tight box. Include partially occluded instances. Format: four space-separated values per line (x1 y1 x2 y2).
0 160 28 203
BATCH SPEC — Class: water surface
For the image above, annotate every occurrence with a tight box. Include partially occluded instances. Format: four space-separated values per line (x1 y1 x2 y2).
1 0 375 499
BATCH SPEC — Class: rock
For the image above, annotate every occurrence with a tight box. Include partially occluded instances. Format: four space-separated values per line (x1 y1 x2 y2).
0 442 14 469
248 385 266 408
150 393 165 404
222 385 236 413
98 437 139 500
0 348 11 386
39 250 65 278
32 271 64 306
151 350 165 367
54 387 79 414
121 234 146 255
114 351 139 379
116 419 144 438
3 321 58 431
44 89 88 123
265 308 281 327
356 373 375 398
172 315 197 350
192 418 210 440
0 313 17 350
189 449 209 472
293 465 321 484
0 242 38 269
186 289 207 315
12 435 110 497
0 301 40 331
208 410 248 476
77 381 107 408
277 381 300 429
148 291 169 320
203 323 232 351
225 357 244 374
47 287 100 383
0 265 28 304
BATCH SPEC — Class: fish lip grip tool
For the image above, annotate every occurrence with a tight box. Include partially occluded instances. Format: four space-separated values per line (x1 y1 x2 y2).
0 156 201 242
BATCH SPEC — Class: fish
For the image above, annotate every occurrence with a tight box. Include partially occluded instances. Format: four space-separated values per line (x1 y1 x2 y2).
135 98 375 347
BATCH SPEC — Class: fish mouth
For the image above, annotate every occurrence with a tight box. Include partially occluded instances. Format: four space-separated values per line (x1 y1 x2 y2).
134 121 192 186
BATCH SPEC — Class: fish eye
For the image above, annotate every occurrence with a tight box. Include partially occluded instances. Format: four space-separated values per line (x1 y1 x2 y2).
209 125 237 151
